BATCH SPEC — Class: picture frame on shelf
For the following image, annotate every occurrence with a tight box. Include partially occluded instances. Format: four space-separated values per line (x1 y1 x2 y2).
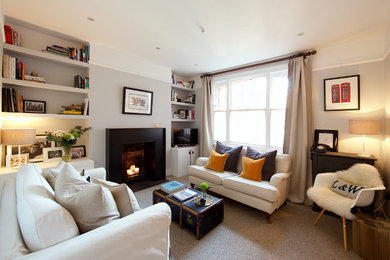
314 129 338 152
71 145 86 158
179 110 187 119
23 100 46 113
324 75 360 111
43 147 64 162
11 134 53 163
6 154 29 168
122 87 153 115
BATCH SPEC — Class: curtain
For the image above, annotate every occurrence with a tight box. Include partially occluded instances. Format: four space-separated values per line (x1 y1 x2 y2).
283 56 313 203
200 76 213 156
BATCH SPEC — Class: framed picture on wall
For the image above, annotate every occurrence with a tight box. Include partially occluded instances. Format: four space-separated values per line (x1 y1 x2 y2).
324 75 360 111
122 87 153 115
314 129 338 152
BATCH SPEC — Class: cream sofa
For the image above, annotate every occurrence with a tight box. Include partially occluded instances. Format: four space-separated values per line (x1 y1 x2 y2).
0 163 171 260
188 153 291 223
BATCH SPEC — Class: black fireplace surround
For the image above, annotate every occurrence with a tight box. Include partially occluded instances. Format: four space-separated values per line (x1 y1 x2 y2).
106 128 166 191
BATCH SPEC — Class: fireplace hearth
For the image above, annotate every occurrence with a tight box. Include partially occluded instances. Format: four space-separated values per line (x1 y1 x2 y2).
106 128 166 191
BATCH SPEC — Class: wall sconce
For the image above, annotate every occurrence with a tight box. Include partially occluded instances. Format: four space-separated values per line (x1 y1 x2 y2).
349 120 380 157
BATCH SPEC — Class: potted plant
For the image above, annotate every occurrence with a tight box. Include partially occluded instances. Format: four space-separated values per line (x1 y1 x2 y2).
199 182 210 205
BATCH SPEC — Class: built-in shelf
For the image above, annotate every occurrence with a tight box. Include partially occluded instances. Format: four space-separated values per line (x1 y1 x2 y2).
3 43 89 69
171 84 195 92
171 119 195 122
2 78 89 94
1 112 88 119
171 101 195 107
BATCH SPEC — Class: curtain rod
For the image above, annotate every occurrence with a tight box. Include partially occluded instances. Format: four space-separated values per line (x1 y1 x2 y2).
200 50 317 78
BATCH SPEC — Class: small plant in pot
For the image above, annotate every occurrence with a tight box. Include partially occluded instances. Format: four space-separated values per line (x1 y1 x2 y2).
199 182 210 205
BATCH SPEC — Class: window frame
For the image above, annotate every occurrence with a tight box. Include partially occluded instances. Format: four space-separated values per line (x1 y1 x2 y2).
211 63 288 152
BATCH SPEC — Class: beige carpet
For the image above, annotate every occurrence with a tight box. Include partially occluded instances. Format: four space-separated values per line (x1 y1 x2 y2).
134 176 361 260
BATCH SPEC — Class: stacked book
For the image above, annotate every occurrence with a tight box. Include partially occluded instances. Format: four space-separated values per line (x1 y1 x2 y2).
160 181 185 193
74 75 90 89
59 104 82 115
4 25 21 46
2 88 23 112
43 45 69 57
24 75 46 83
2 55 25 80
184 94 196 104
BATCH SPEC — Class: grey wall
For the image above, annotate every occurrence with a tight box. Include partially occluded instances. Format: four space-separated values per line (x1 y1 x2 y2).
88 65 171 168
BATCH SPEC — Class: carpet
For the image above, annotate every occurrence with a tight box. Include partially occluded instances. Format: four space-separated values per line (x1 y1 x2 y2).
134 176 360 260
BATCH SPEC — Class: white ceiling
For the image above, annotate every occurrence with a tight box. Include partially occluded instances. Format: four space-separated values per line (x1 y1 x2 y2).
3 0 390 77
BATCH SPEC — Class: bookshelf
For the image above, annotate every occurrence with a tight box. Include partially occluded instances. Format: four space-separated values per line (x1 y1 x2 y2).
170 83 196 122
1 16 91 164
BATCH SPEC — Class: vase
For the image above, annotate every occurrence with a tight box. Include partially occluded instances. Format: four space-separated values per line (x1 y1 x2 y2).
62 146 72 162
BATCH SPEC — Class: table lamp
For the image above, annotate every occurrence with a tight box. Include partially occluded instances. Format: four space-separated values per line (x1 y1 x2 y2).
349 120 380 157
1 128 36 167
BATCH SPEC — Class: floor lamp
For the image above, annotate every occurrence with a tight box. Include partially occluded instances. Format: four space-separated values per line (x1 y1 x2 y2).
349 120 380 157
1 128 36 167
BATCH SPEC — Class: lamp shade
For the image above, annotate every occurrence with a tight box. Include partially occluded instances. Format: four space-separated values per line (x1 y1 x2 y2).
1 128 36 145
349 120 380 135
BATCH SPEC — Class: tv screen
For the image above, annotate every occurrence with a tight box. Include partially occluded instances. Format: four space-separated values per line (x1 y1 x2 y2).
173 128 198 147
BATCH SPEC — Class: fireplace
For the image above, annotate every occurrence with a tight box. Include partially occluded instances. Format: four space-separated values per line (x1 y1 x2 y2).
106 128 166 191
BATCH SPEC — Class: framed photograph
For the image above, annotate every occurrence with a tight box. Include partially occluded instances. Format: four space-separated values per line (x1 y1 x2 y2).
11 134 53 163
43 147 64 162
314 129 338 152
324 75 360 111
6 154 29 167
70 145 86 159
122 87 153 115
179 110 187 119
23 100 46 113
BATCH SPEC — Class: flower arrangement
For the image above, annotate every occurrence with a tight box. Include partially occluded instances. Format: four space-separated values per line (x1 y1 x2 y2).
46 126 91 161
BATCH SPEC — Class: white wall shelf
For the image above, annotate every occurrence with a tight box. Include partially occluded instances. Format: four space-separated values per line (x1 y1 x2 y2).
3 43 89 69
1 112 89 119
2 78 89 94
171 84 195 92
171 101 195 107
171 119 195 122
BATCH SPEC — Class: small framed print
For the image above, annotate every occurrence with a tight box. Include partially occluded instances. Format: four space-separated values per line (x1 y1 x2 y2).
324 75 360 111
6 154 29 167
122 87 153 115
43 147 64 162
70 145 86 159
23 100 46 113
179 110 187 119
314 129 338 152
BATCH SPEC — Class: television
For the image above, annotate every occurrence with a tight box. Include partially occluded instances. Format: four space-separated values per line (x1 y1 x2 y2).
173 128 198 147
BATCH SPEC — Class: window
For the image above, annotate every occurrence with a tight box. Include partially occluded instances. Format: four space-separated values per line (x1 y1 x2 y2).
212 64 288 151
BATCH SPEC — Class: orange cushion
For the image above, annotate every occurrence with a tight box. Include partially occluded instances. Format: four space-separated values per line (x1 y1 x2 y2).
204 149 229 173
238 156 265 182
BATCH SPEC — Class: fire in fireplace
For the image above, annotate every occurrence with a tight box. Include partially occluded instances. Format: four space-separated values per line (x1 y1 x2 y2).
121 142 155 182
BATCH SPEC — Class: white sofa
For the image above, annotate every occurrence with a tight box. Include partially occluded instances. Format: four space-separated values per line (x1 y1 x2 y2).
188 153 291 223
0 163 171 260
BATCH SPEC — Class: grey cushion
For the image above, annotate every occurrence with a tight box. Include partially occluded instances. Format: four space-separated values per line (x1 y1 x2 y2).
215 141 243 173
245 147 277 181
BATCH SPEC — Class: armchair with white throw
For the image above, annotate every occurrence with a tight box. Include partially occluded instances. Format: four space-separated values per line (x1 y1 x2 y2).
307 163 385 251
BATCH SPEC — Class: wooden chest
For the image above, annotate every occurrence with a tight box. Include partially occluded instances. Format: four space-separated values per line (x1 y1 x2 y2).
153 188 224 239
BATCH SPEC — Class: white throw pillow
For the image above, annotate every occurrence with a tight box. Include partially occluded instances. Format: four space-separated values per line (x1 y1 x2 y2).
16 163 79 252
55 163 120 233
42 161 88 191
330 178 370 199
93 179 141 217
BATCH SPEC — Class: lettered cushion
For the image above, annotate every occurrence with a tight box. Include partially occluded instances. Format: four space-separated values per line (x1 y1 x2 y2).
238 156 265 182
215 141 243 173
16 163 79 252
55 163 120 233
246 147 277 181
330 178 370 199
204 149 230 173
93 179 141 217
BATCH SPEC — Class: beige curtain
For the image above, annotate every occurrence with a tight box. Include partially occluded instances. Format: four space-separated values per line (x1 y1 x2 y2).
200 76 213 156
283 56 313 203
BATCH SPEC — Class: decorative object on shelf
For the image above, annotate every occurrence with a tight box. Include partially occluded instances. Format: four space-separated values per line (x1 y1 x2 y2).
198 182 210 206
179 110 187 119
122 87 153 115
314 129 338 152
6 154 29 167
70 145 86 158
11 134 53 163
45 126 91 162
42 147 64 162
23 100 46 113
324 75 360 111
349 119 380 157
1 128 36 168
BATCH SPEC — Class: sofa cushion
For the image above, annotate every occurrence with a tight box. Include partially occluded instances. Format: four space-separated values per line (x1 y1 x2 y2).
93 179 141 217
204 149 230 173
16 163 79 252
223 175 279 202
238 156 265 182
55 163 120 233
188 165 236 185
215 141 243 173
246 147 277 181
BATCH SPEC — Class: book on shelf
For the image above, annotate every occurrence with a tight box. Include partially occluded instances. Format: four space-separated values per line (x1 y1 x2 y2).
24 75 46 83
160 181 185 193
74 75 89 89
82 98 89 115
2 88 23 112
2 54 26 80
172 188 198 201
4 25 21 46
